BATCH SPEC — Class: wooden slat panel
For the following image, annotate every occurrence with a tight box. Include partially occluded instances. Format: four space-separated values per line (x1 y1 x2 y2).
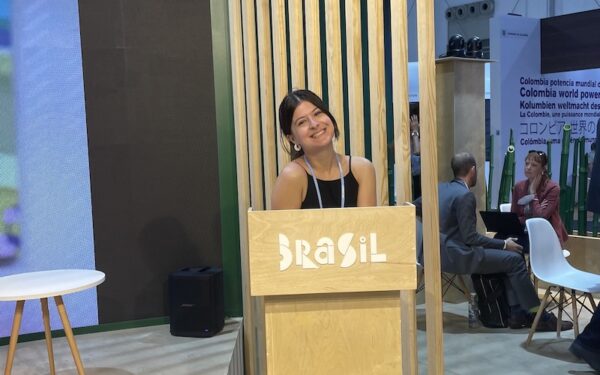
227 0 255 373
257 0 277 207
271 0 290 172
242 0 265 210
390 2 417 373
416 0 444 374
367 0 388 205
345 0 365 157
304 0 322 97
288 0 305 89
325 0 346 153
241 2 267 374
391 0 412 203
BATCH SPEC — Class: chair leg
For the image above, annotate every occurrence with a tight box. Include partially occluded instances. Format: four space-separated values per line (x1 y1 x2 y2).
557 288 565 338
40 298 56 375
4 300 24 375
54 296 85 375
416 268 425 293
570 289 579 337
456 275 471 300
588 293 597 311
526 286 554 346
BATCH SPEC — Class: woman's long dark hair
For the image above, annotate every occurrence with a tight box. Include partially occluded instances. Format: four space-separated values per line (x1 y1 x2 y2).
278 89 340 159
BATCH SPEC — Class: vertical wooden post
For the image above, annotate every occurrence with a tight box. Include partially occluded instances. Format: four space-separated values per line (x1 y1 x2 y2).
325 0 346 152
391 0 412 203
271 0 290 171
228 0 256 372
390 2 417 372
288 0 305 89
416 0 444 373
242 0 264 211
345 0 365 157
367 0 388 205
257 0 277 208
305 0 322 97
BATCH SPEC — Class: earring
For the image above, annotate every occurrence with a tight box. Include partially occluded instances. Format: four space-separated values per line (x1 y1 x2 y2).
294 143 301 152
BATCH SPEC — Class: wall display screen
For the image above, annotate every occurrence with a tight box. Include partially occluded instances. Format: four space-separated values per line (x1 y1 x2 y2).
0 0 17 264
490 15 598 207
0 0 97 337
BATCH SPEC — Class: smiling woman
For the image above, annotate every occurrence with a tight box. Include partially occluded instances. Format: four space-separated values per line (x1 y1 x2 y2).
271 89 376 210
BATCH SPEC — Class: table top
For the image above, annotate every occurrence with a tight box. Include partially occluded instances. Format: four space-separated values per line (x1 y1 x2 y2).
0 269 105 301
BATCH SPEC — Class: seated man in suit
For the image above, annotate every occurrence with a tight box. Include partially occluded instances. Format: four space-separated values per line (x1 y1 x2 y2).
415 152 572 331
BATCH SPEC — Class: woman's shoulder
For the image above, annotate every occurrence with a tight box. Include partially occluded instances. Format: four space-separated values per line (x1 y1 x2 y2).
278 160 307 181
514 179 528 188
512 179 526 194
348 155 374 169
347 155 375 182
542 178 560 192
271 160 308 210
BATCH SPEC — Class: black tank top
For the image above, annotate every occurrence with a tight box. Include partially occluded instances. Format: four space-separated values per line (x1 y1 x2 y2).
301 156 359 209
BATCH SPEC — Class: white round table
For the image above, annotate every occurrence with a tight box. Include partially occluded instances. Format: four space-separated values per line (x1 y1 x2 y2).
0 269 105 375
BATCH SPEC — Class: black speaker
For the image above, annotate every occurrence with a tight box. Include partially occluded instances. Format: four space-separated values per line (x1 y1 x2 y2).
168 267 224 337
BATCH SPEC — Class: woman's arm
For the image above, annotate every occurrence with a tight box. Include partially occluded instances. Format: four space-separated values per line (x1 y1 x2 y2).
351 156 377 207
511 182 526 224
530 182 560 219
271 162 307 210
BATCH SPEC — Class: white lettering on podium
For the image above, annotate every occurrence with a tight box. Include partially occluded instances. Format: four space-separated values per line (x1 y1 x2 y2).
278 234 294 271
278 232 387 271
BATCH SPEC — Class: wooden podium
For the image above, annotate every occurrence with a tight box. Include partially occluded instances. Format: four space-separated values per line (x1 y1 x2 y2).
247 205 416 374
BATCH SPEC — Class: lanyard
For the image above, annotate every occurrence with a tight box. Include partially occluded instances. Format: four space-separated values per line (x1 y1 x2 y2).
304 154 345 209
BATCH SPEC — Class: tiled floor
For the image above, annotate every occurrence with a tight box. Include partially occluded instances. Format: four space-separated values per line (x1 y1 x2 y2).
0 302 596 374
0 319 242 375
417 301 596 375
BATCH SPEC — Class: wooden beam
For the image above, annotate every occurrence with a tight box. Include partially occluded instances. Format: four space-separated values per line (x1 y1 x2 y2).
345 0 365 157
391 2 418 373
325 0 346 153
242 0 264 211
391 0 412 202
367 0 388 205
288 0 305 89
305 0 322 97
416 0 444 374
257 0 277 207
227 0 255 372
271 0 290 171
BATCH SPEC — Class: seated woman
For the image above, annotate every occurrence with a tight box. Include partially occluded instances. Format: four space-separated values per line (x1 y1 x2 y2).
271 89 376 210
511 150 568 250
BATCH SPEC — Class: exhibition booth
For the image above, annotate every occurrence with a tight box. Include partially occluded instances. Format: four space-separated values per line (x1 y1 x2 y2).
0 1 599 374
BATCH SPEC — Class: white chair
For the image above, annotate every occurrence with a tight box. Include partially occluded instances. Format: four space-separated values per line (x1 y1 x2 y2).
499 203 511 212
524 218 600 345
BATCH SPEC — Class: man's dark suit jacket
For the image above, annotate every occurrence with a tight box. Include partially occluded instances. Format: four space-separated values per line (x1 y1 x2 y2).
415 179 505 274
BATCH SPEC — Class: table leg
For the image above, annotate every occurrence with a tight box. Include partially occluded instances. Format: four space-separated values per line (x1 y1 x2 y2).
4 300 24 375
40 298 56 375
54 296 85 375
